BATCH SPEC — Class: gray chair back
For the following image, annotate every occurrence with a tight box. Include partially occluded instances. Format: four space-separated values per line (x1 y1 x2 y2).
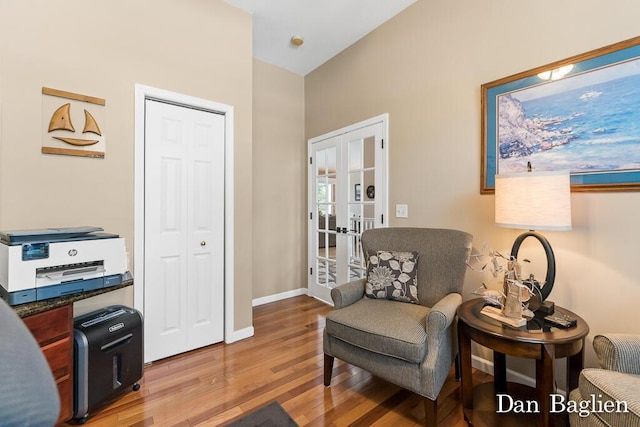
361 227 472 307
0 299 60 426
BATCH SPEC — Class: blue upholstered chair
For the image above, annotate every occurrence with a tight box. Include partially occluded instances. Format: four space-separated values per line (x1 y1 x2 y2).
0 298 60 426
323 227 472 426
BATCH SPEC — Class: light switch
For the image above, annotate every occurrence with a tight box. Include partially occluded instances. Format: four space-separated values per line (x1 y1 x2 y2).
395 204 408 218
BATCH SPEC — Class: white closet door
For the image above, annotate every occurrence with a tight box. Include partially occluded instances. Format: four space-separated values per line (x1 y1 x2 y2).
144 99 225 363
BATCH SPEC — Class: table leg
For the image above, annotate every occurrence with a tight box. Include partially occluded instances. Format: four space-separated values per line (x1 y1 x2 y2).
537 344 555 427
458 322 474 415
567 340 584 393
493 351 506 393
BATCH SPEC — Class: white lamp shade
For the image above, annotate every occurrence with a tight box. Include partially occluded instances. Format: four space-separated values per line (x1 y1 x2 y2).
495 170 572 231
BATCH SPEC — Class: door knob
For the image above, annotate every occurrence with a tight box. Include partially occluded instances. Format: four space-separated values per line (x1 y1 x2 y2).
200 241 207 246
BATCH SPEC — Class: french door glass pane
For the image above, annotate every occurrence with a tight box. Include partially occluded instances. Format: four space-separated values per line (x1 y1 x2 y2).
349 139 362 170
349 172 361 203
364 136 375 169
317 232 327 258
363 170 375 200
349 234 364 281
327 175 336 205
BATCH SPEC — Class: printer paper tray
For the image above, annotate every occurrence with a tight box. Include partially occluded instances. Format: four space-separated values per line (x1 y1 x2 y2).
37 265 105 281
0 274 123 306
37 276 106 300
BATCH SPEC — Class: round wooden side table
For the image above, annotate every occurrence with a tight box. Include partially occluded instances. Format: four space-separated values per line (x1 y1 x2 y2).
457 298 589 427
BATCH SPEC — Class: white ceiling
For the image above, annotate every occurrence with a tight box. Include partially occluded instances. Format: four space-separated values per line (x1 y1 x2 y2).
225 0 417 76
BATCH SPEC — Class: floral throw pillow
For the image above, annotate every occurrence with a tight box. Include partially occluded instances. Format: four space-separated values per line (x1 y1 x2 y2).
365 250 419 304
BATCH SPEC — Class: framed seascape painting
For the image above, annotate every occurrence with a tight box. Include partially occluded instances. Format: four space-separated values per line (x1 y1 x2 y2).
481 36 640 193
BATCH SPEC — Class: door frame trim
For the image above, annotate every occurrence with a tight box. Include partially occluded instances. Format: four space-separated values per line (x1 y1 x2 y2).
307 113 389 303
308 113 389 145
134 84 237 344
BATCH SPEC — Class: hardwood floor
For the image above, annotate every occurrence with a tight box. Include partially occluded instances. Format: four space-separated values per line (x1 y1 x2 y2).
64 296 491 426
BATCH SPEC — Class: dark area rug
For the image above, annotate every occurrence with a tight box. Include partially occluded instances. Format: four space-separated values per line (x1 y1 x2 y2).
226 401 298 427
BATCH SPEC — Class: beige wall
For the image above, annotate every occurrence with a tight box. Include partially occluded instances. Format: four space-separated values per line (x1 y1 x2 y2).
252 59 306 300
305 0 640 381
0 0 254 332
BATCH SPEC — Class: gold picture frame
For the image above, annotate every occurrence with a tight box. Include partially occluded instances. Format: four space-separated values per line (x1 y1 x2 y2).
481 36 640 193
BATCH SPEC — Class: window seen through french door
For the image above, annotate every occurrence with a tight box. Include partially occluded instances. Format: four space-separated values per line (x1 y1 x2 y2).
307 115 388 304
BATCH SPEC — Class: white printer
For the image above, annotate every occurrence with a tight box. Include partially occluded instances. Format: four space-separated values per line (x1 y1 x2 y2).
0 226 127 306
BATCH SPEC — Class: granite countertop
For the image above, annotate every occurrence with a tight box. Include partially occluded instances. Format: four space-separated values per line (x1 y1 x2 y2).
14 279 134 318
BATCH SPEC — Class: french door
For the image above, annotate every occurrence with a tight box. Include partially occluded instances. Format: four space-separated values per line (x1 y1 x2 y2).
308 115 388 303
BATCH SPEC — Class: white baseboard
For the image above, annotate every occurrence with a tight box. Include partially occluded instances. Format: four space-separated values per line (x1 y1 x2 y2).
226 288 309 344
225 288 309 344
471 354 568 394
252 287 308 307
225 326 254 344
472 355 536 388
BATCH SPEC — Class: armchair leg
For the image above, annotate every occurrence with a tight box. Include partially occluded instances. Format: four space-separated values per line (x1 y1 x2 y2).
324 354 335 386
424 397 437 426
454 353 461 381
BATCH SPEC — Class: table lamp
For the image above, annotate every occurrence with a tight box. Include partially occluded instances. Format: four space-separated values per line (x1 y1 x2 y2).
494 169 571 310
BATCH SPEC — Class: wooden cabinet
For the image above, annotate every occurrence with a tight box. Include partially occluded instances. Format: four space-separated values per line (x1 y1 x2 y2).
23 304 73 424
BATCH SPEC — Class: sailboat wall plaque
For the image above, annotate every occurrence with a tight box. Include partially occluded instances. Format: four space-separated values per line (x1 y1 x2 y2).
42 87 106 158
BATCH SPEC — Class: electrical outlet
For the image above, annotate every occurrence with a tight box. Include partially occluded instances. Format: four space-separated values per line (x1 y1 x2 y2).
395 204 408 218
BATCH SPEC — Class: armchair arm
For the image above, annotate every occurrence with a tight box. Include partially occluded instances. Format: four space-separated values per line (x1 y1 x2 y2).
330 278 366 309
593 334 640 375
419 293 463 399
426 292 462 335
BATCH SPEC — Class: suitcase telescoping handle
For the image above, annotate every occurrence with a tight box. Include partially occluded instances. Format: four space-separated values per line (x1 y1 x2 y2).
100 333 133 352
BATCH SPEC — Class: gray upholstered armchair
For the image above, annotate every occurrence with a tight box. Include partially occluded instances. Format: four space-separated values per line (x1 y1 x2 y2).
569 334 640 427
0 298 60 426
323 227 472 426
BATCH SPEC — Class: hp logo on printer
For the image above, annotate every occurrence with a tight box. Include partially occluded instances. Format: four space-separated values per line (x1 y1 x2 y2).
109 323 125 333
68 249 78 256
